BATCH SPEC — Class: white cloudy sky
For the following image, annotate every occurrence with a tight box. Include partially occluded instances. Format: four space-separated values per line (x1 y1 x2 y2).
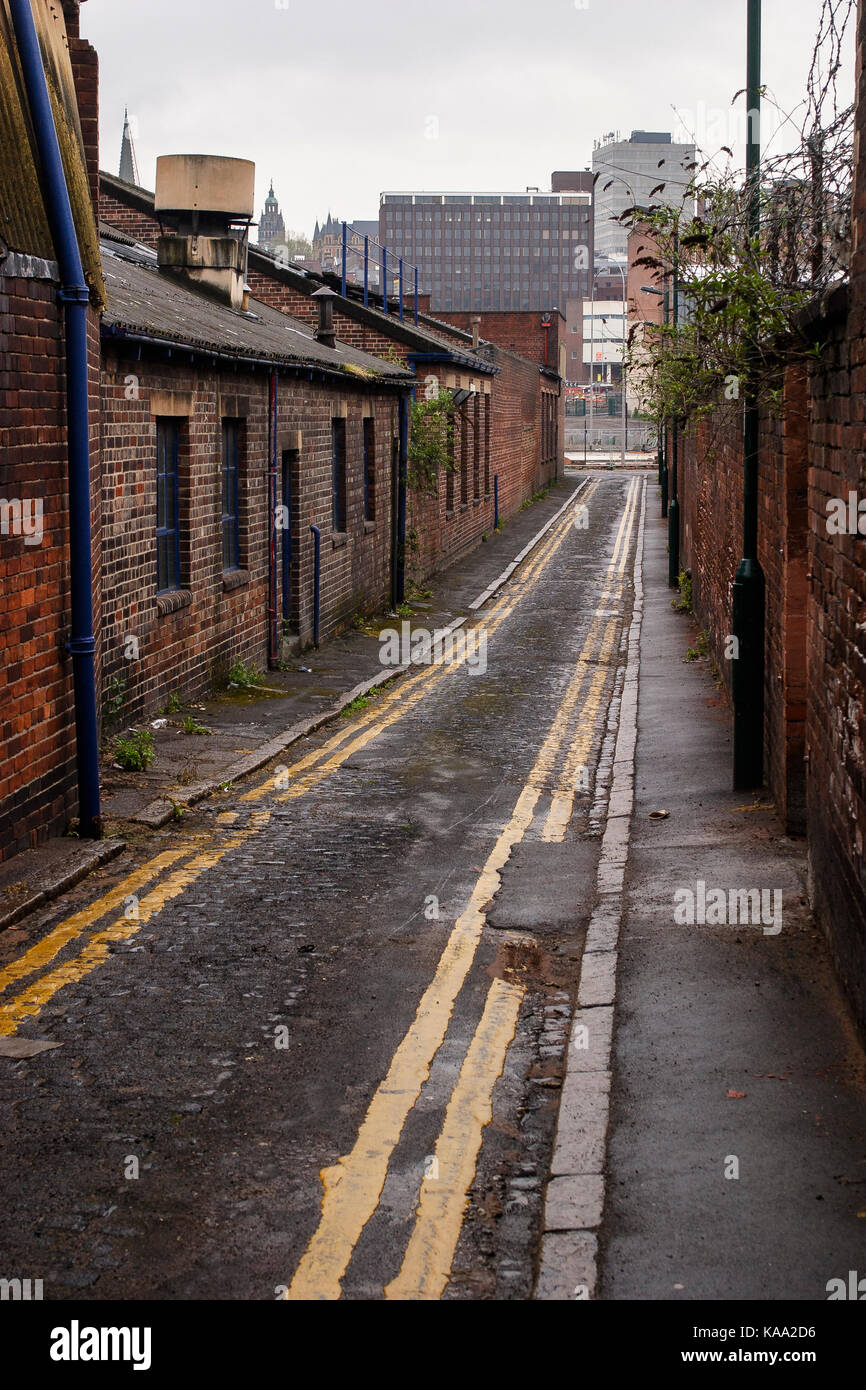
83 0 855 238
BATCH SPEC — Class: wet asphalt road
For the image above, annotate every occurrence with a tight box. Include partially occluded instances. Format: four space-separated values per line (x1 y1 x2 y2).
0 474 642 1301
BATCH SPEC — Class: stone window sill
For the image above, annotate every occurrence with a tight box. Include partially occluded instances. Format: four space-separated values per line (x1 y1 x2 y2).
156 588 192 617
445 509 455 520
222 568 250 592
460 503 469 513
473 497 481 507
331 532 348 549
363 520 377 535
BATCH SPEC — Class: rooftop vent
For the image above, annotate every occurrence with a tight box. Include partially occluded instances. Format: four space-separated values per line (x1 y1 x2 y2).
155 155 255 310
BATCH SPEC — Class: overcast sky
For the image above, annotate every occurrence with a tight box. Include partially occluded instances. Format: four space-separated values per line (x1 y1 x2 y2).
83 0 855 238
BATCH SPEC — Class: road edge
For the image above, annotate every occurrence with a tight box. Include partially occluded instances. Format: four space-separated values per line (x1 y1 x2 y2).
534 474 647 1301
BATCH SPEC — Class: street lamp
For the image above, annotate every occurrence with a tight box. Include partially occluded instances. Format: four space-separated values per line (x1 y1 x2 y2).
595 256 628 468
732 0 766 789
668 230 680 587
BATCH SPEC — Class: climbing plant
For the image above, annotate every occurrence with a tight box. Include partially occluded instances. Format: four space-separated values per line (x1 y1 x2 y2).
625 0 854 427
407 390 457 494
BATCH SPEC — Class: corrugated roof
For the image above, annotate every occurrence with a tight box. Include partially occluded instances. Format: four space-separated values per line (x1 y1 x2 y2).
0 0 104 304
100 242 413 383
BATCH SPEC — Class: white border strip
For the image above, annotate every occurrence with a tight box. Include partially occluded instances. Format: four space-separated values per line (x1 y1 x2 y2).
535 475 647 1301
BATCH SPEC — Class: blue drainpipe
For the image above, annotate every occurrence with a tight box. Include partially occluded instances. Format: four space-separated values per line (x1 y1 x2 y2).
309 526 321 649
395 396 409 606
10 0 101 838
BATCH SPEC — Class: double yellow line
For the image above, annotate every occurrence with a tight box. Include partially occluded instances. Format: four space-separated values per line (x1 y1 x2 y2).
287 477 645 1300
0 487 596 1038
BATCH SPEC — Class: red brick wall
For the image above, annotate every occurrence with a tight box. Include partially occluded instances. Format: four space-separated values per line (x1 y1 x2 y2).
0 276 93 858
68 34 100 211
98 187 160 245
805 293 866 1030
677 304 864 1032
100 349 402 724
436 309 564 372
677 380 808 836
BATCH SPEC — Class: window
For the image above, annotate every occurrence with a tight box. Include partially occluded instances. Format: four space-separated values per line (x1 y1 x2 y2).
221 419 241 571
363 417 376 522
332 418 347 532
156 419 180 592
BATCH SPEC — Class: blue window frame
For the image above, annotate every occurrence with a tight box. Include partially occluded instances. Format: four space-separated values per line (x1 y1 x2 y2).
156 419 180 592
332 418 347 532
221 419 240 571
363 417 375 523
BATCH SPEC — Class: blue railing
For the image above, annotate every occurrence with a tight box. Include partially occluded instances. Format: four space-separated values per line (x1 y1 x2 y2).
341 221 421 325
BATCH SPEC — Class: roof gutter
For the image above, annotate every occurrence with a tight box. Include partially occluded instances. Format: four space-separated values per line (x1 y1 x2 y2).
101 324 414 390
10 0 101 839
406 351 499 375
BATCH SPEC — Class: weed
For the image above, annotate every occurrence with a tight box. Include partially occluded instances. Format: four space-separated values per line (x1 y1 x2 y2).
103 674 127 723
342 694 371 718
520 485 550 512
114 729 156 772
672 571 693 614
227 660 264 690
180 714 211 736
164 690 182 715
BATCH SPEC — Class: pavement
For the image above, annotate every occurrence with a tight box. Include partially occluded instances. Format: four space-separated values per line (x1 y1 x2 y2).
537 478 866 1301
0 477 576 932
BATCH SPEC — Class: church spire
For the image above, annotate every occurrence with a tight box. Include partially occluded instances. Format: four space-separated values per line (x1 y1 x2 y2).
119 108 140 186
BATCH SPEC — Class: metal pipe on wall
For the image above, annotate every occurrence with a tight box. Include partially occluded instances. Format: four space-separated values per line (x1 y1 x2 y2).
9 0 101 838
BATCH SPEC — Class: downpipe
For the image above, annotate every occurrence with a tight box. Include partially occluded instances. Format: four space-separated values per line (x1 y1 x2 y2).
267 370 279 667
309 525 321 649
10 0 101 838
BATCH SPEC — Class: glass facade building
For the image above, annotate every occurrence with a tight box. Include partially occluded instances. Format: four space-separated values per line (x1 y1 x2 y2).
378 191 593 312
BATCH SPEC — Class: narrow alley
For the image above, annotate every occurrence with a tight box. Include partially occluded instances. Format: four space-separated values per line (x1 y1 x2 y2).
0 476 642 1301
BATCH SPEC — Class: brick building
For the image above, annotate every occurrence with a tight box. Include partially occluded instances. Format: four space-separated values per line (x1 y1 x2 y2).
99 173 564 590
1 0 564 862
99 222 412 722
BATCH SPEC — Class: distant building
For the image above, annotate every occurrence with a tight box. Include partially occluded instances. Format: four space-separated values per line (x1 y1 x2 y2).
592 130 695 260
118 107 139 185
378 187 593 313
258 182 286 249
313 214 379 285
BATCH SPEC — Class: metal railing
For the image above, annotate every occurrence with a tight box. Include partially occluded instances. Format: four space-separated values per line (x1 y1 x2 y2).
340 221 421 324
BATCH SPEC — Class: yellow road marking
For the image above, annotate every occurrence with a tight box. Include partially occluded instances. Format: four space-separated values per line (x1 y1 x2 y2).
243 484 599 807
0 491 589 1032
0 825 263 1037
0 483 604 1037
0 844 200 996
384 976 524 1301
285 481 639 1300
541 619 619 842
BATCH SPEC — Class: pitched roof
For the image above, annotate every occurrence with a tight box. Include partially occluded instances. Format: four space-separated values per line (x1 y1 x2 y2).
248 243 496 374
100 240 413 384
0 0 104 304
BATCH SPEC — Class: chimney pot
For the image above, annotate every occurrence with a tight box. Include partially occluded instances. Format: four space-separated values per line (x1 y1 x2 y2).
312 286 338 349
